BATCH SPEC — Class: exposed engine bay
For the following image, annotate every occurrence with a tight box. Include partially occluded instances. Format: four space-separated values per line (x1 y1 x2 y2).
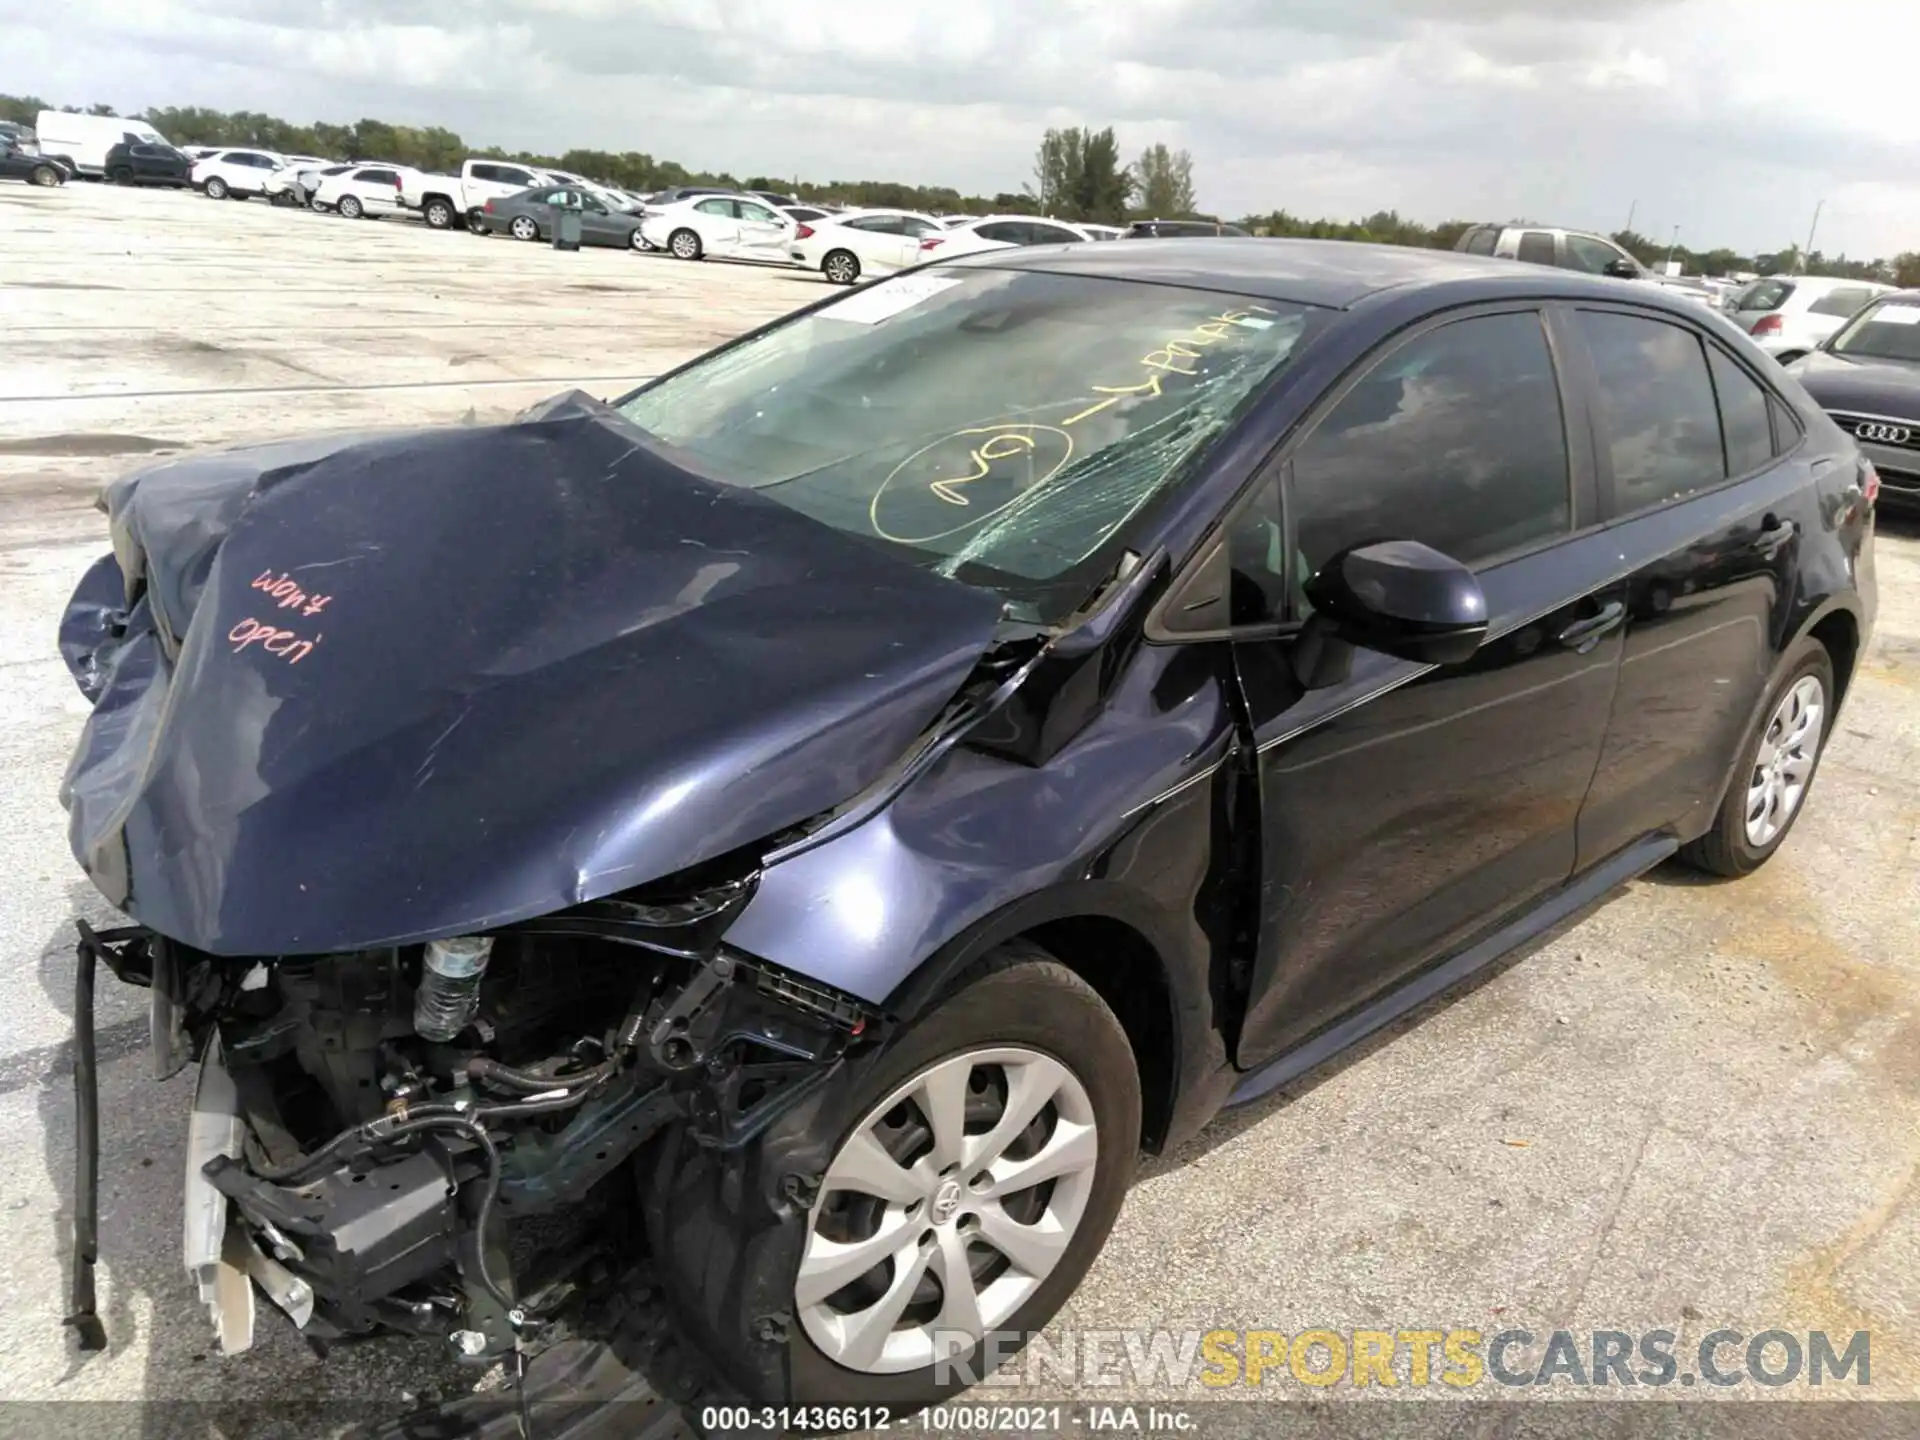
67 870 874 1366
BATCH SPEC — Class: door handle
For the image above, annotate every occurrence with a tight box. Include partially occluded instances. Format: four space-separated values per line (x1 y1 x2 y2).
1555 601 1625 652
1751 514 1799 557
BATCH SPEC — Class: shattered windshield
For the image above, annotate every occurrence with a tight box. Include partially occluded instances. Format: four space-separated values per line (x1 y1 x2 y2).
618 268 1323 621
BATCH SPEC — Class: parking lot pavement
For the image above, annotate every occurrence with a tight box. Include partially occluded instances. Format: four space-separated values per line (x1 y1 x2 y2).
1 181 1915 1414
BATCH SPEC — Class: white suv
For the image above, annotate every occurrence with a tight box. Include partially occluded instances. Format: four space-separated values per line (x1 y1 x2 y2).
311 164 411 220
191 149 284 201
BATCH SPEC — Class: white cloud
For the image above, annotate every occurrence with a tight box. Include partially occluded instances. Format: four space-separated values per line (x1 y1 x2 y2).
3 0 1919 256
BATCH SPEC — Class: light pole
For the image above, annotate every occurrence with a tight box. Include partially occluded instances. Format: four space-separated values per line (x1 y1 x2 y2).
1625 199 1638 234
1663 225 1680 271
1802 200 1823 273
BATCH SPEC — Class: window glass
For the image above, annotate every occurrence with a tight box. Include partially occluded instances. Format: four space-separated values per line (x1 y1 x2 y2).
1030 224 1083 244
1566 235 1626 274
1462 227 1498 256
1223 472 1291 626
1577 311 1724 510
694 198 732 216
899 217 940 237
737 201 779 223
1740 279 1793 312
1829 298 1920 363
1290 311 1571 573
499 168 533 185
976 222 1029 244
619 272 1324 622
1708 347 1774 477
358 169 396 184
470 164 500 182
1807 286 1877 319
1515 231 1557 266
1769 397 1801 454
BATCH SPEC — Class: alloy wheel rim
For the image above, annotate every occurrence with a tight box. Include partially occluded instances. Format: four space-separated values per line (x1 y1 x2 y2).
673 233 697 258
1745 674 1824 848
796 1046 1098 1375
827 255 855 282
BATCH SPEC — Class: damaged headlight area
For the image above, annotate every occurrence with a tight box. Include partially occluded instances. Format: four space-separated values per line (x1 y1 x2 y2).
67 870 875 1365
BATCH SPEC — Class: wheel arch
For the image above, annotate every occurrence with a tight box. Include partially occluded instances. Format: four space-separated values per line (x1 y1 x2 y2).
1804 600 1862 707
877 882 1198 1155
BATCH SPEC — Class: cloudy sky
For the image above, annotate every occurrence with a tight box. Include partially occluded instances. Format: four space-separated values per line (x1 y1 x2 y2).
6 0 1919 258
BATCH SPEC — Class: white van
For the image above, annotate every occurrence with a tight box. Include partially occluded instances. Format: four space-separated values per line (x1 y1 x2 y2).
35 111 171 177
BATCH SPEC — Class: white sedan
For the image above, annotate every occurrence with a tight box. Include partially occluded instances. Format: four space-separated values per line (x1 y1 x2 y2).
310 164 412 219
786 209 947 285
913 214 1096 263
640 195 796 263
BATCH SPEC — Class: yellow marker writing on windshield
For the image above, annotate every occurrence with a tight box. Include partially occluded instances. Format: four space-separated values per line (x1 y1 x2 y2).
929 431 1037 506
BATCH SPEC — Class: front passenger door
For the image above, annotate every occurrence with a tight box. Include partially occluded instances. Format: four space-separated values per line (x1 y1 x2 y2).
1234 307 1628 1066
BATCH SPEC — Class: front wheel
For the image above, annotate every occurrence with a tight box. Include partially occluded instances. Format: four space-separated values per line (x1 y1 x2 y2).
337 194 363 220
822 249 861 285
628 228 648 251
648 942 1140 1411
466 207 488 235
1680 636 1834 876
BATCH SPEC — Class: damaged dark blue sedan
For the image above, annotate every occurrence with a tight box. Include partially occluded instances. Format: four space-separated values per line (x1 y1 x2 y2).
57 240 1876 1413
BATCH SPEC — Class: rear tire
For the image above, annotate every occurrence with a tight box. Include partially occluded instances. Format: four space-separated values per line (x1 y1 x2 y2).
646 940 1141 1413
108 166 133 186
510 214 540 242
823 249 861 285
466 207 488 235
628 228 647 251
1680 636 1834 877
337 194 363 220
204 176 228 200
668 227 702 261
423 197 455 230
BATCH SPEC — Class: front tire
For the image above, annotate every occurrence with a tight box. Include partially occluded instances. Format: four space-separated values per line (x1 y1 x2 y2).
648 942 1140 1412
1680 636 1834 877
669 227 702 261
337 194 364 220
822 249 861 285
204 176 228 200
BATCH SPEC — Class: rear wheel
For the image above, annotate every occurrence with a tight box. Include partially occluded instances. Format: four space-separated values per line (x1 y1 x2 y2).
204 176 228 200
647 941 1140 1411
1680 637 1834 876
108 166 133 186
466 207 488 235
823 249 860 285
510 214 540 242
337 194 364 220
628 228 647 251
422 197 455 230
669 227 702 261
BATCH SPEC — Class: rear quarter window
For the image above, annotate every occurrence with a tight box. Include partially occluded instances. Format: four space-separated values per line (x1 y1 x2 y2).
1808 286 1878 319
1515 231 1557 266
1741 279 1794 312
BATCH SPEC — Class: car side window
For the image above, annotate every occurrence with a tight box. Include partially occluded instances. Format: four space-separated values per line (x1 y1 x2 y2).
899 218 940 237
976 222 1028 244
1575 310 1725 512
1289 310 1572 575
1462 226 1498 256
1808 286 1876 319
499 168 533 186
1515 231 1557 266
694 198 732 216
737 201 778 223
1030 224 1082 244
1566 235 1623 274
1707 346 1775 478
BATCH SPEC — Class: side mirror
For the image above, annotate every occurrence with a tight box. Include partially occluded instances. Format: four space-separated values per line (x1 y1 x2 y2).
1604 258 1641 279
1303 540 1489 667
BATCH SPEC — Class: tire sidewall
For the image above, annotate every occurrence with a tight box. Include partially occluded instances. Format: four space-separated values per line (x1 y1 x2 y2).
205 177 226 199
671 228 700 259
825 250 859 284
1716 639 1835 871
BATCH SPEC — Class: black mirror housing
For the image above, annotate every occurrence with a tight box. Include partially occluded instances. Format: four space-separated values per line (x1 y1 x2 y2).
1604 258 1641 279
1303 539 1489 666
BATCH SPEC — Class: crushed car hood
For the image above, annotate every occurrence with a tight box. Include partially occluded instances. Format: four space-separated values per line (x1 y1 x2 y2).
59 392 1003 955
1791 351 1920 418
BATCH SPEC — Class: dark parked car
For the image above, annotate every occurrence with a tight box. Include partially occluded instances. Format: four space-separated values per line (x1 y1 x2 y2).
56 243 1875 1418
476 185 647 248
0 135 66 187
103 139 193 187
1124 217 1249 236
1789 288 1920 511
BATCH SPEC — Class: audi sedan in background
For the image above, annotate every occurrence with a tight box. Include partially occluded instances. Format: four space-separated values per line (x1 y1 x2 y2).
58 240 1875 1418
1789 288 1920 510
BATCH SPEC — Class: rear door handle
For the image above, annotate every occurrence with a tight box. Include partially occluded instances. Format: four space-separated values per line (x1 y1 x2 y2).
1752 514 1799 556
1556 601 1625 653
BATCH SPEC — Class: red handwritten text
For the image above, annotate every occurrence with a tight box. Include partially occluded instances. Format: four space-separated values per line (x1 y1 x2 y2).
229 617 322 665
251 570 333 619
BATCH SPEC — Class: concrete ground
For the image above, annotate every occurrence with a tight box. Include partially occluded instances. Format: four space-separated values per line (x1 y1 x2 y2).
0 182 1914 1421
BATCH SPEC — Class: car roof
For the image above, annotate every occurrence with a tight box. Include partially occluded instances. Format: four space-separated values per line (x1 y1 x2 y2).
942 236 1734 311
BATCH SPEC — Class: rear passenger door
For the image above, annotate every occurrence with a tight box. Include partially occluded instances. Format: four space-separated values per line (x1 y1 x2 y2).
1560 305 1808 867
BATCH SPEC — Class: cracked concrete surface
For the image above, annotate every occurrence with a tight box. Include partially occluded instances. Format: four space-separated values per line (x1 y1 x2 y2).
0 182 1914 1419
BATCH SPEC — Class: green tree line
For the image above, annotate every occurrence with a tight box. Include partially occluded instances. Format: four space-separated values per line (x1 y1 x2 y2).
7 92 1917 282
